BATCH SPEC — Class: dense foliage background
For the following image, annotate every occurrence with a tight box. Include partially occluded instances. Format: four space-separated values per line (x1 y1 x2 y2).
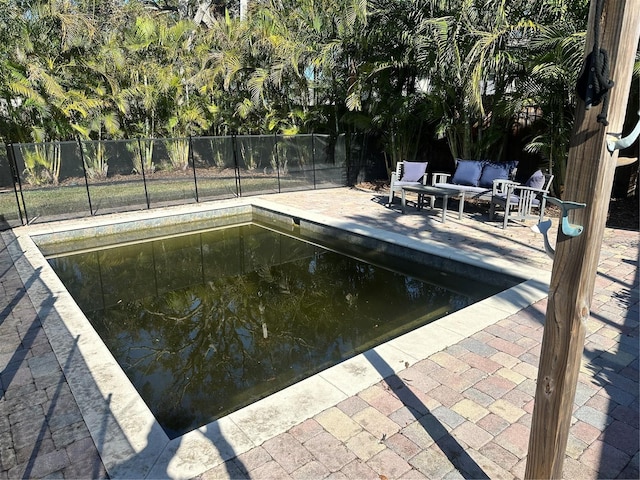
2 0 637 186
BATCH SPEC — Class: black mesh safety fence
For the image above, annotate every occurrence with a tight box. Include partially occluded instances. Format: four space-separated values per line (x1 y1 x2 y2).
82 138 149 214
235 134 280 197
191 136 238 202
11 140 91 223
0 144 23 229
1 134 352 229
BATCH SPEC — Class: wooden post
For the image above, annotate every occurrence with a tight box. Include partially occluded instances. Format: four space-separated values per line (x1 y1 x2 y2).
525 1 640 478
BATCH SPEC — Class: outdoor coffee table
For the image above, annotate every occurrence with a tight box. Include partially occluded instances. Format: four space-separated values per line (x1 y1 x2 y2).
401 185 465 223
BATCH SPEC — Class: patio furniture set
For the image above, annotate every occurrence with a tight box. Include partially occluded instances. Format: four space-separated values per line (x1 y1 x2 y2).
388 159 554 228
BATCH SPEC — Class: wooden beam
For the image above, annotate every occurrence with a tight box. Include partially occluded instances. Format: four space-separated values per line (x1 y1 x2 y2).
525 1 640 478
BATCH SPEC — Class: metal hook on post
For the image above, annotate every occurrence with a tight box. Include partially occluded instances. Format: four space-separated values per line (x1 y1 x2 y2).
545 196 587 237
531 197 587 260
531 219 556 260
607 110 640 152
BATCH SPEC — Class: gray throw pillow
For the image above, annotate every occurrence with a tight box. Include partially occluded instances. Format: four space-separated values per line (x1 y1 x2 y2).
479 163 510 188
400 162 427 182
451 160 484 186
525 170 545 189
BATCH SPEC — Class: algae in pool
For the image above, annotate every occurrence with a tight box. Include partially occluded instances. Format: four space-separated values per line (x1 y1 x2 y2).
47 222 511 438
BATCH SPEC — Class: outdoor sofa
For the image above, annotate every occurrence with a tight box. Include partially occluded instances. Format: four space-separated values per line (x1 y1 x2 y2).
431 159 519 202
431 158 553 228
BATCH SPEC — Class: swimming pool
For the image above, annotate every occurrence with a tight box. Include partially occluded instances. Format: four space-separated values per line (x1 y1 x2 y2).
45 218 518 438
4 197 549 478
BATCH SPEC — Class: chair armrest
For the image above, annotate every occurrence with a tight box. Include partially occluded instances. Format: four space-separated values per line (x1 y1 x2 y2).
395 162 404 177
512 185 546 195
390 172 398 186
431 172 451 185
510 185 547 207
492 179 519 195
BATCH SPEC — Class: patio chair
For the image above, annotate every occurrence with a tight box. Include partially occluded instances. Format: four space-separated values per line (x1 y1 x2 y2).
388 161 428 205
489 172 554 229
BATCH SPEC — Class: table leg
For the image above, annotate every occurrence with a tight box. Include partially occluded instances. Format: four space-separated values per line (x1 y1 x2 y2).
418 193 427 210
442 194 448 223
401 188 406 213
458 191 465 219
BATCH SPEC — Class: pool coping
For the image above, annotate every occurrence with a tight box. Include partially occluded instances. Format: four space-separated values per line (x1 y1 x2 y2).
3 197 551 479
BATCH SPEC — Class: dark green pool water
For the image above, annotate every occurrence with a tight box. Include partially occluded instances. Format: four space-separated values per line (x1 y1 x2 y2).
47 222 515 438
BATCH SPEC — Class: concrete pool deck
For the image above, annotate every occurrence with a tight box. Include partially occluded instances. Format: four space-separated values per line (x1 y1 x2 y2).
0 186 638 479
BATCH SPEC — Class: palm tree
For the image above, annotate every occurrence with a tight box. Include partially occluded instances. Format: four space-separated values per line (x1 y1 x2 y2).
199 10 254 133
0 0 602 187
417 0 530 161
516 0 589 195
2 0 107 183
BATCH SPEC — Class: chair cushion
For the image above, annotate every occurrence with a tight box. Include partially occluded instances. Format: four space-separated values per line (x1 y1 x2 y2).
451 160 484 186
394 180 422 187
479 162 510 188
400 162 427 182
525 170 545 189
498 194 541 207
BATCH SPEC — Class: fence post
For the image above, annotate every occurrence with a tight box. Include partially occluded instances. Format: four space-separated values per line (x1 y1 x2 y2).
524 1 640 477
344 131 352 186
76 137 94 215
232 134 241 197
274 132 281 193
5 143 26 225
137 138 151 209
311 133 317 189
189 135 199 202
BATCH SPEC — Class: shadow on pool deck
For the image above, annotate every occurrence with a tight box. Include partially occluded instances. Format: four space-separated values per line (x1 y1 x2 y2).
364 349 490 479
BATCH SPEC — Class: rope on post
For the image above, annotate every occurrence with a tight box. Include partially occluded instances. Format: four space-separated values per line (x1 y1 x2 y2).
576 0 615 126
